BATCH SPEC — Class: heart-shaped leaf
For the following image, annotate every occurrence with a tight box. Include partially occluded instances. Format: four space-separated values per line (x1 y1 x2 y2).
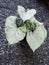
18 6 36 21
5 16 26 45
26 20 47 52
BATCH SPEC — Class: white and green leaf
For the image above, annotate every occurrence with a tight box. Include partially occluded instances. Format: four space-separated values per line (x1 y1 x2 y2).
5 16 26 45
18 5 36 21
23 9 36 21
26 22 47 52
18 5 25 21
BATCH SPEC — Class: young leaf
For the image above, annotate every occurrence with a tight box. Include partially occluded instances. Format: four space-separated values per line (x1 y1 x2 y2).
5 16 26 45
23 9 36 21
18 5 25 21
18 5 36 21
19 24 27 33
26 22 47 52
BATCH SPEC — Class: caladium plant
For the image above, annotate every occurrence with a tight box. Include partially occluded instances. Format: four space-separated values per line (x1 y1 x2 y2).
5 5 47 52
